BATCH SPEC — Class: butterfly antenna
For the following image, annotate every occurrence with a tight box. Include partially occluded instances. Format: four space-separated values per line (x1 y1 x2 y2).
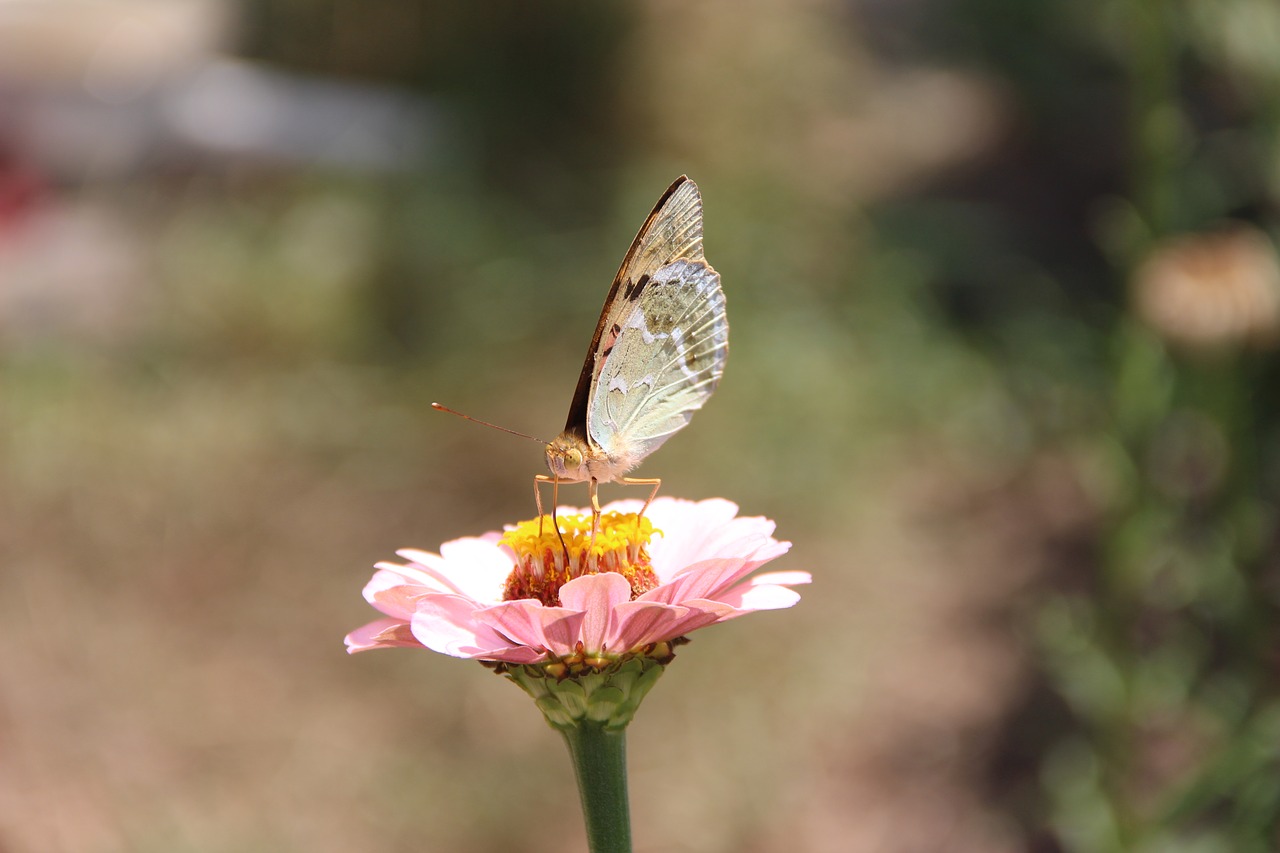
432 403 547 444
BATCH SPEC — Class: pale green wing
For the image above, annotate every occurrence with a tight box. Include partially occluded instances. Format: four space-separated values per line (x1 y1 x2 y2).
620 177 705 273
588 258 728 462
564 176 705 434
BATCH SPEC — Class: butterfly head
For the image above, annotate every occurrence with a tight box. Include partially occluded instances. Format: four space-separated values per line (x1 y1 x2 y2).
546 429 634 483
545 431 592 483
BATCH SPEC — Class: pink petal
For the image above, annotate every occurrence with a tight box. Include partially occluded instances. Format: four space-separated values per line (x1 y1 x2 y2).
363 569 436 619
473 599 584 657
710 570 811 614
604 600 682 650
371 555 475 600
605 599 733 650
741 538 792 564
649 501 762 561
651 511 789 583
410 594 543 663
399 535 514 604
749 570 812 587
665 598 739 633
640 554 778 607
643 497 739 536
370 561 455 592
715 583 803 612
344 617 424 653
558 573 633 654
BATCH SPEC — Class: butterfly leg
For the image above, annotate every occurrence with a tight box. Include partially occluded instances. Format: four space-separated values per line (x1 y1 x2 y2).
533 475 567 526
588 478 602 554
534 474 572 565
619 476 661 521
534 475 549 532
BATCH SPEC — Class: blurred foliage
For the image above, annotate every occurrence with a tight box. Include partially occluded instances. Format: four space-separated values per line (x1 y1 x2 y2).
878 0 1280 850
5 0 1280 851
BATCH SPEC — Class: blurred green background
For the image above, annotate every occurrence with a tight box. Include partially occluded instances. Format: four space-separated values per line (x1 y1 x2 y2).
4 1 1280 851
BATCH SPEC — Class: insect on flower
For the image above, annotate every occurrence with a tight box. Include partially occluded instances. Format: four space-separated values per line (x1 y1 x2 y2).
436 176 729 531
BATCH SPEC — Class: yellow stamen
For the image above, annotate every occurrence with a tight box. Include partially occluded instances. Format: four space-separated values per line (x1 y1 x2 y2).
500 511 660 606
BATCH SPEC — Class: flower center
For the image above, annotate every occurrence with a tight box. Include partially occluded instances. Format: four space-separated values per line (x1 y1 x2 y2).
499 511 660 606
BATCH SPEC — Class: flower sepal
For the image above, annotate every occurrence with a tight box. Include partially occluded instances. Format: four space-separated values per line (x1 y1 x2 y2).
489 641 683 732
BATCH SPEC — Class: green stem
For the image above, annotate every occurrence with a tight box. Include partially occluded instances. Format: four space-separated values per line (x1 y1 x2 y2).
561 722 632 853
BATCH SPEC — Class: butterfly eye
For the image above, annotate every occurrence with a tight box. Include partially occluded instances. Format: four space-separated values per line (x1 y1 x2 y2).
565 447 583 468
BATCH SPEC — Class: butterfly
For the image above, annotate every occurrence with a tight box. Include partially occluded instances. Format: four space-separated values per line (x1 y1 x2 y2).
539 175 729 526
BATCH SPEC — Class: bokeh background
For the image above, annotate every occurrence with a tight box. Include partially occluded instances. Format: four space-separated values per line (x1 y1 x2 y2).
5 1 1280 851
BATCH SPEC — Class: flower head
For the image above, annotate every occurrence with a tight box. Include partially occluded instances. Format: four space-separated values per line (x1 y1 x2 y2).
1131 223 1280 350
345 497 807 667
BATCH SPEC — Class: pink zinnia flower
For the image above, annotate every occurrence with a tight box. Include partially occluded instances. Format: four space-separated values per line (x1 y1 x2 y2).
345 497 808 666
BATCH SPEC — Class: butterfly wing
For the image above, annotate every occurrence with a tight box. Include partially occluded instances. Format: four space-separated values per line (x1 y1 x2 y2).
563 175 707 436
588 257 728 464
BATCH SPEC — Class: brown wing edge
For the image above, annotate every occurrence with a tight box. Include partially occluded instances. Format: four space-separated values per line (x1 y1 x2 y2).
562 175 694 434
